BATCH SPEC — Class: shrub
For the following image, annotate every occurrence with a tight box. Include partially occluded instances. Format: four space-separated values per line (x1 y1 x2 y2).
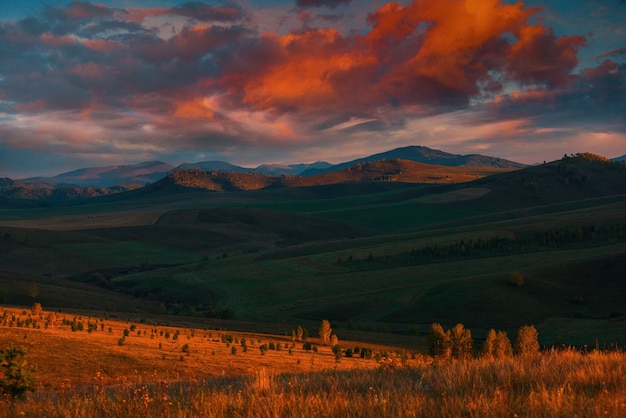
0 346 37 398
31 303 42 317
332 345 342 363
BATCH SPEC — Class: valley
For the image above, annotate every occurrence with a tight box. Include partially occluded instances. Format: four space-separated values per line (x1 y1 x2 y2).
0 153 624 349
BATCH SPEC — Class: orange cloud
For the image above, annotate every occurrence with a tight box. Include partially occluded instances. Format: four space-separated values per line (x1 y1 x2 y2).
174 97 216 119
367 0 538 99
217 0 585 115
507 25 586 86
223 29 377 111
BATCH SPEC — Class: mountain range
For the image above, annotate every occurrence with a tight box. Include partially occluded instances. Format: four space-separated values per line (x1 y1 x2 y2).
13 146 525 188
2 146 624 202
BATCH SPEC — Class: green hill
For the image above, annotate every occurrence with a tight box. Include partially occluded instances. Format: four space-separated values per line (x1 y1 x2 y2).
0 153 624 347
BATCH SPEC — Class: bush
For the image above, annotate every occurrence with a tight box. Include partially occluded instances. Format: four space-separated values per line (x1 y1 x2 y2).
31 303 42 317
0 346 37 398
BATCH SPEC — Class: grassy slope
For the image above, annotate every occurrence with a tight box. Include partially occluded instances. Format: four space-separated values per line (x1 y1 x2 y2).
0 306 624 418
0 156 624 347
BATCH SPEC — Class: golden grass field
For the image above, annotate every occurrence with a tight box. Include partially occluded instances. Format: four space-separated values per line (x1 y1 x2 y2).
0 306 399 389
1 305 625 417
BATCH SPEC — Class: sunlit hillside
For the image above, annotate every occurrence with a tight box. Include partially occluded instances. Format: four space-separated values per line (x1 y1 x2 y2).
1 306 624 417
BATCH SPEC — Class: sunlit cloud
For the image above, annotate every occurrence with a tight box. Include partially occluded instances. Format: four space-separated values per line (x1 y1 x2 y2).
0 0 624 177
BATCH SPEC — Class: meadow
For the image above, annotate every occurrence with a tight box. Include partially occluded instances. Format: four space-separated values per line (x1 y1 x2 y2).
1 306 624 417
0 155 625 415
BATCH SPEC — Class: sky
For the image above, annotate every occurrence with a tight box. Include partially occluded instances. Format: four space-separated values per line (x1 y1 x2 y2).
0 0 625 178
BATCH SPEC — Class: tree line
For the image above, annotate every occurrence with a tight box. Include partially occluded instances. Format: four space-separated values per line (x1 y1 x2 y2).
339 222 626 268
428 323 540 360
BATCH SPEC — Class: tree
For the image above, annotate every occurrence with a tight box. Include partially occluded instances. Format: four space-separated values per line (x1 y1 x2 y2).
494 331 513 358
514 325 540 356
428 323 451 359
483 329 513 359
296 325 303 342
45 312 57 329
482 329 497 359
0 346 37 398
329 333 339 348
319 320 332 346
449 323 473 360
31 303 42 317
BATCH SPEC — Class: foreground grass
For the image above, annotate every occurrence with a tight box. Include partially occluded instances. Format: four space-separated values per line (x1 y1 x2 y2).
2 349 624 417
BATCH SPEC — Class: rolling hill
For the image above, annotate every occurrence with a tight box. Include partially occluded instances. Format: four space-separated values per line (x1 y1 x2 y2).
300 145 526 176
132 159 513 197
455 152 626 211
8 145 525 190
0 152 624 349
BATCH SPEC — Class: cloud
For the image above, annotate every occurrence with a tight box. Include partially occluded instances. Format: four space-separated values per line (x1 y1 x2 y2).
296 0 351 9
596 45 626 59
0 0 624 176
170 2 245 22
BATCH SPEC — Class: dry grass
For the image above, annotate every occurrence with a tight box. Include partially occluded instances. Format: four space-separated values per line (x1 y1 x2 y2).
1 306 624 417
0 307 394 389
